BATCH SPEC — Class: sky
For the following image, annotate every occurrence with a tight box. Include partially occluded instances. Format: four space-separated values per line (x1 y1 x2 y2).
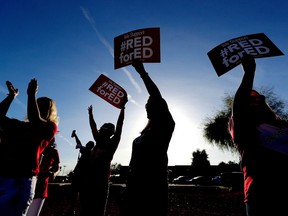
1 0 288 175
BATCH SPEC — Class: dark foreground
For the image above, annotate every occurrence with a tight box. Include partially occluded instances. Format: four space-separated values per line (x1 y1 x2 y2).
41 183 245 216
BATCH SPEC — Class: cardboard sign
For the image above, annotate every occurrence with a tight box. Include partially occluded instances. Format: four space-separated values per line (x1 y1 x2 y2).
114 27 161 69
207 33 284 76
89 74 127 109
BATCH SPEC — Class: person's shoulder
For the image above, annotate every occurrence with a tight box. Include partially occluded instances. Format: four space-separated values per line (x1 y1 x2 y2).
47 121 58 132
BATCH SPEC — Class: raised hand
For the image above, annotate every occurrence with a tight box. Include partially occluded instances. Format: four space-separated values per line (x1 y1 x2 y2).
27 78 38 95
132 59 147 76
88 105 93 115
6 81 19 98
121 95 128 109
241 54 256 74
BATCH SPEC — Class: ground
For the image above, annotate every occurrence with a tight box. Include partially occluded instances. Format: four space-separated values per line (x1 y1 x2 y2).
41 184 246 216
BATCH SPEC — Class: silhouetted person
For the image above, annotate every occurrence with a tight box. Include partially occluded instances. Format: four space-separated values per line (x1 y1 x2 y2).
65 130 95 216
79 100 127 216
120 60 175 216
228 54 288 216
0 79 59 216
27 138 60 216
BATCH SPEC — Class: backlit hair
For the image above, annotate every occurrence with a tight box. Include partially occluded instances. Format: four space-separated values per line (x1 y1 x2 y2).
37 97 59 125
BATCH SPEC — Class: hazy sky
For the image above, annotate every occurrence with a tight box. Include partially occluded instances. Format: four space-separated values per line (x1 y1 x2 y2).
1 0 288 175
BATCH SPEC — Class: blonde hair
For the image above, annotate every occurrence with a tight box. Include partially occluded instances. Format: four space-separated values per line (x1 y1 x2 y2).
37 97 59 125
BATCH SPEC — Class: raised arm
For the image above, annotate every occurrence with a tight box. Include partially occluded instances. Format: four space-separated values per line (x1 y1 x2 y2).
88 105 99 142
27 78 45 124
233 54 256 115
132 60 162 98
0 81 19 117
71 130 83 149
114 96 127 139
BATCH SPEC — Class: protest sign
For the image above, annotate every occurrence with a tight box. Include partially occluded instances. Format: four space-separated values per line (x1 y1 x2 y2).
207 33 284 76
114 27 160 69
89 74 127 109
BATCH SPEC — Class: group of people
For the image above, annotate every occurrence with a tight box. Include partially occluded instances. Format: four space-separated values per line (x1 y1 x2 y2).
0 60 175 216
66 60 175 216
68 102 126 216
1 56 288 216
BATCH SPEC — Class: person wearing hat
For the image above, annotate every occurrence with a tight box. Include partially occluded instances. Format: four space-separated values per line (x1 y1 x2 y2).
228 54 288 216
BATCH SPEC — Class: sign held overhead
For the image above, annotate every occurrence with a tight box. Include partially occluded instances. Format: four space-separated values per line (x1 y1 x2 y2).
89 74 127 109
207 33 284 76
114 27 160 69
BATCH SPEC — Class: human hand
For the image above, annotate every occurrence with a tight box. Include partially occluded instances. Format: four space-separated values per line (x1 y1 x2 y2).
121 96 128 109
132 59 147 76
6 81 19 98
71 130 77 138
88 105 93 114
27 78 38 95
241 54 256 74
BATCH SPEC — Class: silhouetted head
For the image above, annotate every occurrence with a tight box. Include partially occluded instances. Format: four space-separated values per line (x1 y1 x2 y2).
145 96 168 119
99 123 115 138
249 90 279 124
37 97 59 125
249 90 267 109
86 141 95 150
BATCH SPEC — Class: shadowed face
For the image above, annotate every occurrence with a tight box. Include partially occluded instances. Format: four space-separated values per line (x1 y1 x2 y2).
145 96 168 120
249 94 266 110
249 90 276 123
145 96 159 119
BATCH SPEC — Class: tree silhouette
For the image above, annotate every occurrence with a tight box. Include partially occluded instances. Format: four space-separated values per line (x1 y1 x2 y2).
191 149 210 176
202 87 288 153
